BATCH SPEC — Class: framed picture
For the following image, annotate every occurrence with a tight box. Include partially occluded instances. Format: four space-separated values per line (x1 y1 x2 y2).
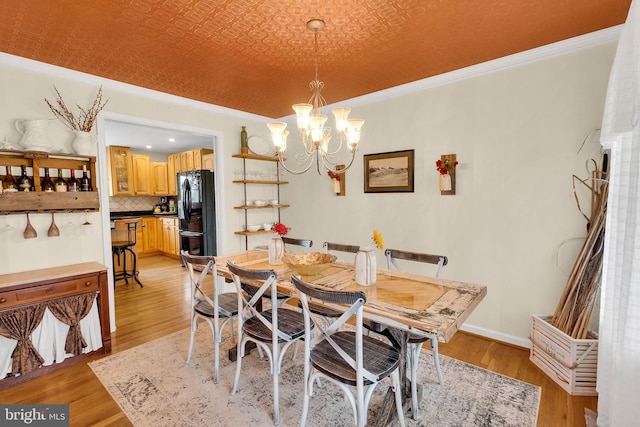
364 149 414 193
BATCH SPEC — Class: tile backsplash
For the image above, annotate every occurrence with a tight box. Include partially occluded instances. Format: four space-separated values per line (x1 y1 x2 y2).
109 196 159 212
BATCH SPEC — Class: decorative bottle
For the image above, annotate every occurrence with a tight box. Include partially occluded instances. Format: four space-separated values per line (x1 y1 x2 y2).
67 169 80 192
41 168 55 192
2 166 18 192
17 166 33 192
54 169 67 192
240 126 248 154
80 165 92 191
355 246 377 286
268 235 284 265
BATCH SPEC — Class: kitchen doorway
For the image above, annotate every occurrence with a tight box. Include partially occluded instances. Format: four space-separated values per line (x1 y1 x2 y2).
96 112 227 331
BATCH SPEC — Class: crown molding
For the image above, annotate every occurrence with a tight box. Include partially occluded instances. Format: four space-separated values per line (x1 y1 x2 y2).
0 25 622 121
342 25 623 111
0 51 271 123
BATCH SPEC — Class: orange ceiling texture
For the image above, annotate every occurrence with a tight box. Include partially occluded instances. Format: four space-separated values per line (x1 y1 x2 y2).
0 1 632 118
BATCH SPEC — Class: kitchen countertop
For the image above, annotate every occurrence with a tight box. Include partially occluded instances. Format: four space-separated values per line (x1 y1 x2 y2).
110 211 177 229
110 210 177 219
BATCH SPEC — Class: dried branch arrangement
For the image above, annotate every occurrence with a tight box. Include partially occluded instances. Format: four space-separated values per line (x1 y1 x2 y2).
45 86 108 132
551 159 608 339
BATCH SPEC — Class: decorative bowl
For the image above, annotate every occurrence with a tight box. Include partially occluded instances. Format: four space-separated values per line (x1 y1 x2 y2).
263 222 273 231
283 252 337 276
253 200 267 206
270 199 279 205
246 224 261 232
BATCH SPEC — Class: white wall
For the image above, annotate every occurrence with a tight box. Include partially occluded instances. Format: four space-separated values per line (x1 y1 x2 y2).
279 41 616 344
0 55 270 329
0 56 269 275
0 31 617 344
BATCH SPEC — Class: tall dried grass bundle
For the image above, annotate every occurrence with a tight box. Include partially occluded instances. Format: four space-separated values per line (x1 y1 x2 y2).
551 160 608 339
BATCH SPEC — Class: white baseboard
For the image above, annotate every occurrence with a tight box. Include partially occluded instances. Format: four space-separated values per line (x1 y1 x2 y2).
460 324 531 349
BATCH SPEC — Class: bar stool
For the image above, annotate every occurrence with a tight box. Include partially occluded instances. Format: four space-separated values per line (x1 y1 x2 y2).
112 221 143 287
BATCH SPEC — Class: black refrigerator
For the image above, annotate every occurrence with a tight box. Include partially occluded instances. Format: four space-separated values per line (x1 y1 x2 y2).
177 170 217 257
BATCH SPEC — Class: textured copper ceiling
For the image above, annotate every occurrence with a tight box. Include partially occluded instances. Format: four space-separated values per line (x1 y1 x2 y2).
0 1 631 118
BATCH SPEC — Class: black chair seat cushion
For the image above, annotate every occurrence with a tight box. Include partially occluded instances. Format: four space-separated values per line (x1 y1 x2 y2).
194 292 238 318
310 331 400 386
243 308 307 343
364 320 431 344
112 242 132 250
407 334 430 344
298 300 344 318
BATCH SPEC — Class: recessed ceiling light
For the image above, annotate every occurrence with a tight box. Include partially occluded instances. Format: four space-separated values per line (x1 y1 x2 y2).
168 138 175 142
145 145 152 149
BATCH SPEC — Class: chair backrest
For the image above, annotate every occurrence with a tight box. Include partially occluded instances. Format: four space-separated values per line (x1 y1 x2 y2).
281 237 313 252
126 221 138 245
292 275 381 383
227 261 293 342
323 242 360 255
180 250 225 313
384 248 448 278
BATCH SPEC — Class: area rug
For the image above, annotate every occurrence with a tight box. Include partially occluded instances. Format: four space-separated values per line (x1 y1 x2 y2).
89 328 540 426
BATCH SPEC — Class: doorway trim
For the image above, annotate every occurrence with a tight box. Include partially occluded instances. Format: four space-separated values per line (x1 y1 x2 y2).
97 111 227 332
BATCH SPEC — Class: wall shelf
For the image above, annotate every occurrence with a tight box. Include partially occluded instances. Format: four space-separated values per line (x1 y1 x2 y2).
233 204 290 210
0 192 99 214
233 152 286 249
232 180 289 185
0 149 99 214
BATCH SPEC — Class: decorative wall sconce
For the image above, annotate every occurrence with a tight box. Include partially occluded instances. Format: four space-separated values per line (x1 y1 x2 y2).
436 154 457 195
328 165 346 196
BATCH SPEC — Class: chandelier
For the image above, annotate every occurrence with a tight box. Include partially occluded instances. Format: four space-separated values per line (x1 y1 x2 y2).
267 19 364 175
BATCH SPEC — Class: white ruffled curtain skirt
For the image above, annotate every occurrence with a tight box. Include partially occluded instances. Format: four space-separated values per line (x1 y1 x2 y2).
0 299 102 379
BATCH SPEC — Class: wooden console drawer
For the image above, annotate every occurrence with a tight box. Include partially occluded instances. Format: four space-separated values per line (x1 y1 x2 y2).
0 276 99 310
0 262 111 389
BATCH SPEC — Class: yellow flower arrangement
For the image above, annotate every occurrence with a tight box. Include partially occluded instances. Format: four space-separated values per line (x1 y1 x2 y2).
372 230 384 250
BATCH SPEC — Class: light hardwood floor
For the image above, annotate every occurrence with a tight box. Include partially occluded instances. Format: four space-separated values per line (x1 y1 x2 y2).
0 255 596 426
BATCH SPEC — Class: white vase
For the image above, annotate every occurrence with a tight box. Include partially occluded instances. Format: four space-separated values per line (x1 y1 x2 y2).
439 173 452 192
268 236 284 265
14 119 52 151
72 130 97 156
355 246 376 286
332 178 340 193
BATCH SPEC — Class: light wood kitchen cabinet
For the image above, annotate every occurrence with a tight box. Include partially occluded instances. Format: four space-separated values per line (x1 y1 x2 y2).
167 154 179 194
132 154 151 195
180 151 194 172
202 152 214 171
160 217 179 257
171 148 213 173
108 146 133 196
151 162 170 195
193 148 213 170
140 216 160 256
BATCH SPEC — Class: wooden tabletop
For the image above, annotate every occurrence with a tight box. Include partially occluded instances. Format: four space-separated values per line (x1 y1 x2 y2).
215 250 487 343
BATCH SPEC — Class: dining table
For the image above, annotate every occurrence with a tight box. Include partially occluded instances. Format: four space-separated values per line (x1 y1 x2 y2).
214 249 487 425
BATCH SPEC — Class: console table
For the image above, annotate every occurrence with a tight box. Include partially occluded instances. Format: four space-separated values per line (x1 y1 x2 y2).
0 262 110 388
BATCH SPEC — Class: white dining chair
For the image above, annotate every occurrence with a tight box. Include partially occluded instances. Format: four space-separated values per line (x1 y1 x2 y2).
384 248 448 420
293 275 406 427
227 261 308 426
181 250 238 384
